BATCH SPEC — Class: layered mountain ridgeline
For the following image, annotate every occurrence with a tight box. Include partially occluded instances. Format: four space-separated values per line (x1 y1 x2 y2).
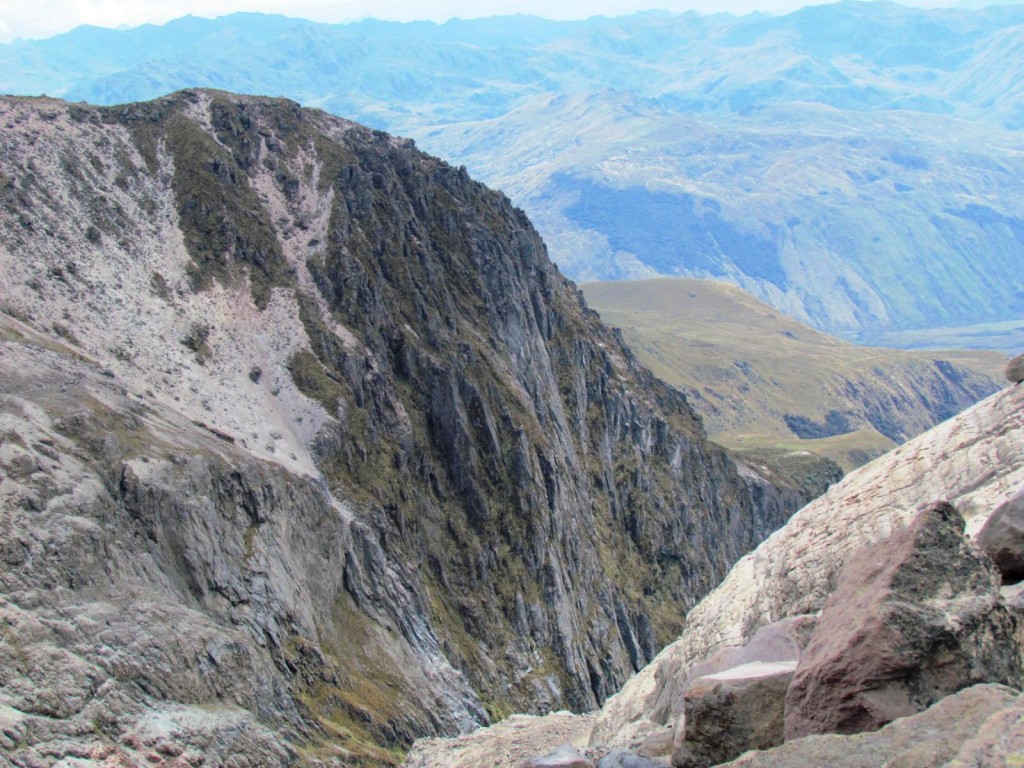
406 373 1024 767
425 93 1024 349
582 278 1005 470
5 4 1024 346
6 5 1024 130
0 91 810 765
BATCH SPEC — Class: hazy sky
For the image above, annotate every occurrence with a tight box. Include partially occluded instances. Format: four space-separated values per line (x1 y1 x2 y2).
0 0 971 43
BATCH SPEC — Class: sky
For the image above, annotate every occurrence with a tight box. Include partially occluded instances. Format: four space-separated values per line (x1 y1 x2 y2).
0 0 985 43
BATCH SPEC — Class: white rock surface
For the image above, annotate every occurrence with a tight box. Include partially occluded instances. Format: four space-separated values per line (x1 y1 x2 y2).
0 95 346 478
591 383 1024 747
703 661 798 682
404 711 597 768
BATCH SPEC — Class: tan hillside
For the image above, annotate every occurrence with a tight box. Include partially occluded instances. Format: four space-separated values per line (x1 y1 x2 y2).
582 278 1006 470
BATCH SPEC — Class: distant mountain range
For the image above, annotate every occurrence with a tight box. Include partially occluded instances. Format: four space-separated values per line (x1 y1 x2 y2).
2 3 1023 347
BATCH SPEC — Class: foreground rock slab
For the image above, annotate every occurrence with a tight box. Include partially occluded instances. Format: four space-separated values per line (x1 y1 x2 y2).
720 684 1023 767
521 743 596 768
597 748 665 767
672 661 796 768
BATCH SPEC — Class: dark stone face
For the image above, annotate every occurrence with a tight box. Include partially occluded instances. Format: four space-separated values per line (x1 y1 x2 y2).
977 487 1024 584
1007 353 1024 384
784 501 1023 740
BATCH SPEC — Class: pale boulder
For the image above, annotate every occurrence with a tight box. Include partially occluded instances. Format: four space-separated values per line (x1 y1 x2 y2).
719 684 1022 768
520 744 595 768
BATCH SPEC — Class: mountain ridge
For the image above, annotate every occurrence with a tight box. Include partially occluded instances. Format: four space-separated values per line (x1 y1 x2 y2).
5 3 1020 344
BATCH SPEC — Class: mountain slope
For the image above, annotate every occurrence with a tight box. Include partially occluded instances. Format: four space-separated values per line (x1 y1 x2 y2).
582 278 1005 469
0 91 806 765
591 379 1024 748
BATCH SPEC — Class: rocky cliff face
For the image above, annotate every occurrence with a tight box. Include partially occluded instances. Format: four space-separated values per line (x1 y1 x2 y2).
0 91 806 765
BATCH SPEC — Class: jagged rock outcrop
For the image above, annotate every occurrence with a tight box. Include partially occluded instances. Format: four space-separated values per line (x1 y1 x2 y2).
977 486 1024 583
1007 353 1024 384
0 91 805 764
0 335 483 766
590 382 1024 749
784 501 1023 738
719 683 1024 768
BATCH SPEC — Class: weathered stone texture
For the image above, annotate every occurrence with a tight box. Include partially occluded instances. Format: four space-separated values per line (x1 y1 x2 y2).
785 501 1023 738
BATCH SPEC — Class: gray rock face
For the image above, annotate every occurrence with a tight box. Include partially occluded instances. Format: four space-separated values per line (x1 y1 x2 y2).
672 662 796 768
0 92 807 764
0 339 484 765
719 683 1023 768
785 501 1023 739
1007 353 1024 384
520 744 595 768
597 749 663 768
977 485 1024 583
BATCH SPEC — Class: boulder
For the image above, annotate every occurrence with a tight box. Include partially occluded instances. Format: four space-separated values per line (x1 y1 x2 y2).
1007 353 1024 384
520 744 595 768
596 749 663 768
785 501 1023 739
649 615 817 729
672 661 796 768
719 683 1022 767
946 691 1024 766
633 726 673 758
976 485 1024 583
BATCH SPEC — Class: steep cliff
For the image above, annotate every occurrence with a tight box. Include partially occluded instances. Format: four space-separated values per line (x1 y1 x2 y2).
0 91 805 764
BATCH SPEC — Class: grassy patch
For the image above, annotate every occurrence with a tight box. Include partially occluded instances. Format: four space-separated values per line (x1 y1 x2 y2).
287 349 346 414
583 277 1005 469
